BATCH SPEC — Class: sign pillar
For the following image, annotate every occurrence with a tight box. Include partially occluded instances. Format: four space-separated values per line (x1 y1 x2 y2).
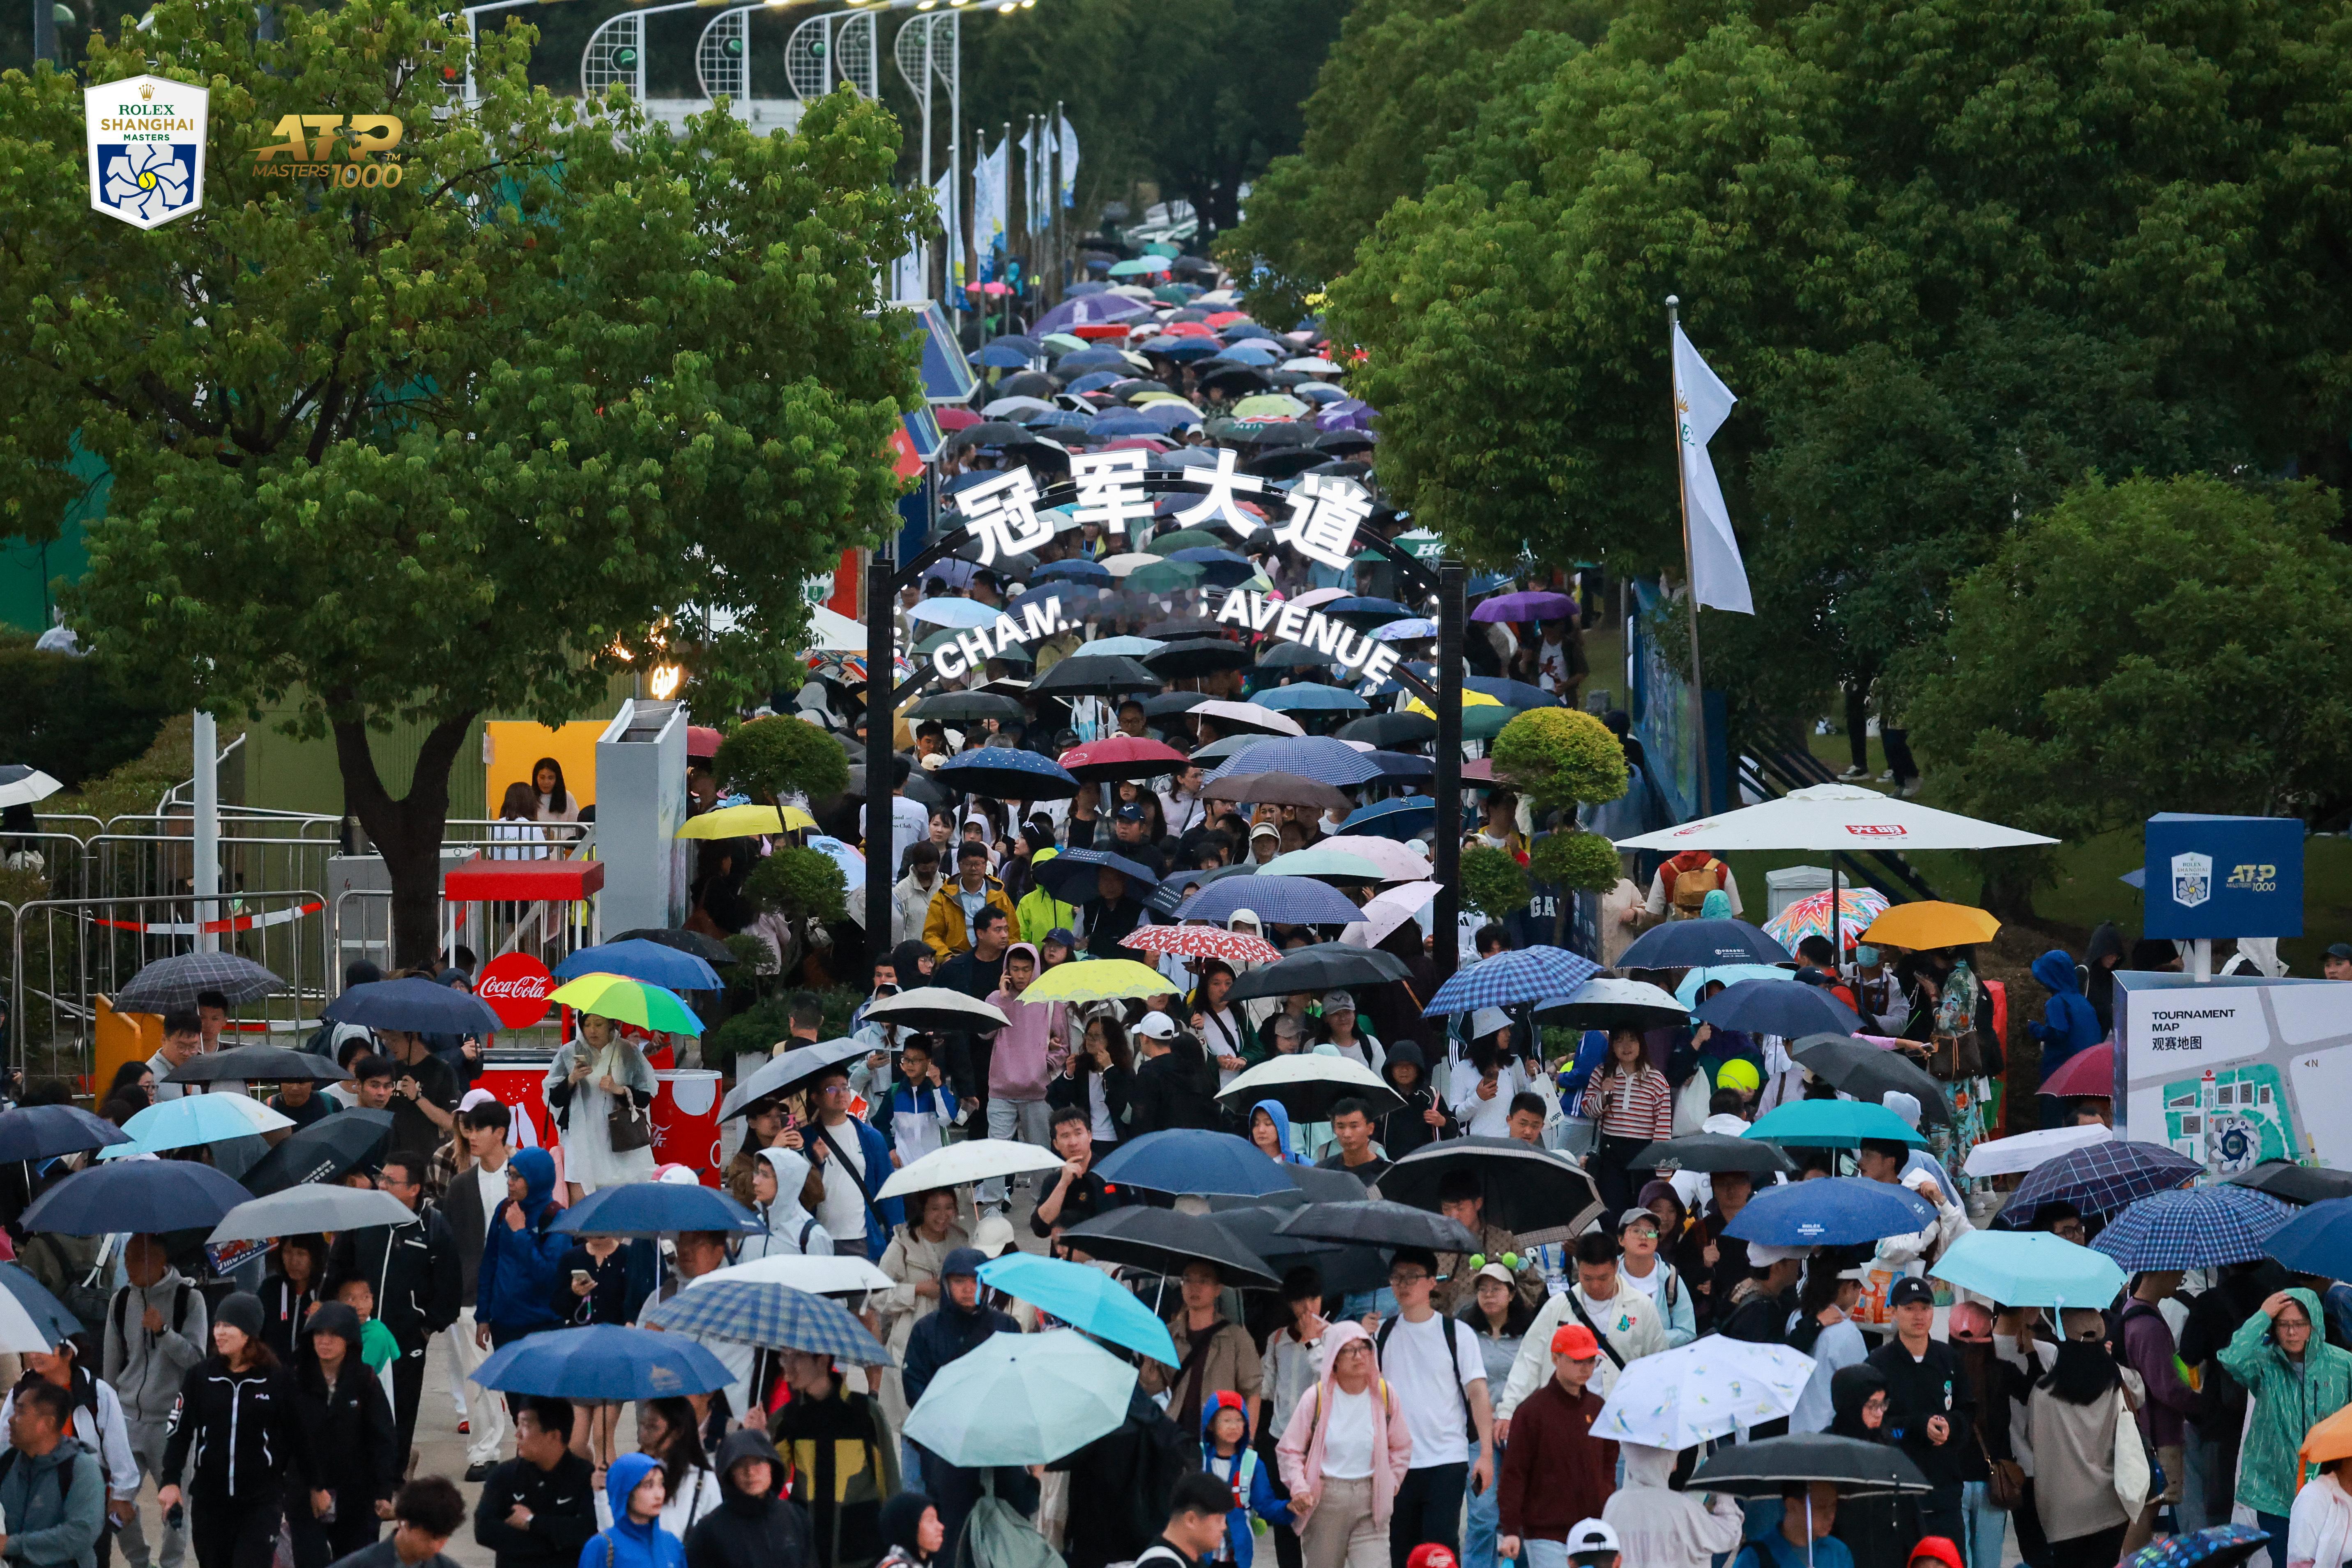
1432 562 1465 985
864 543 897 972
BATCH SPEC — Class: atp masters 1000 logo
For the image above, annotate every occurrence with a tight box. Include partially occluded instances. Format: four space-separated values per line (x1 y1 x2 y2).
251 112 407 186
85 75 209 229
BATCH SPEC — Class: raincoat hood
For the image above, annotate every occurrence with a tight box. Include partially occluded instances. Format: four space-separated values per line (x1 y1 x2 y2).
1620 1442 1677 1491
1250 1099 1299 1162
1381 1040 1427 1089
1315 1320 1374 1385
714 1430 782 1517
757 1145 813 1211
605 1451 664 1540
511 1146 557 1217
1199 1387 1257 1447
879 1491 935 1563
2086 923 2126 969
1700 889 1734 920
2032 950 2083 995
302 1299 363 1351
1829 1363 1889 1441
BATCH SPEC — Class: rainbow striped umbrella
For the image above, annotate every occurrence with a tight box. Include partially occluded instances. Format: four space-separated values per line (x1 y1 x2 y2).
1763 886 1889 952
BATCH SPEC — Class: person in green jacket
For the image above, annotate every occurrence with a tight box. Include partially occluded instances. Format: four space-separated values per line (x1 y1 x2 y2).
2216 1285 2352 1543
1017 847 1079 945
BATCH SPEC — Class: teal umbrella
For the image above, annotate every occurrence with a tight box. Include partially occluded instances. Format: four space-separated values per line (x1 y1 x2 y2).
976 1253 1178 1364
903 1328 1136 1465
1742 1099 1926 1149
1930 1230 2126 1309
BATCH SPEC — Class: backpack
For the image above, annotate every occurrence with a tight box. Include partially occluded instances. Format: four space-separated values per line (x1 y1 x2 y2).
109 1282 195 1363
1667 858 1726 916
0 1440 85 1519
957 1491 1064 1568
1376 1313 1476 1428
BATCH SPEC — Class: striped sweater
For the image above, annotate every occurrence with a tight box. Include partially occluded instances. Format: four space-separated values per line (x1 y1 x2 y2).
1578 1065 1674 1141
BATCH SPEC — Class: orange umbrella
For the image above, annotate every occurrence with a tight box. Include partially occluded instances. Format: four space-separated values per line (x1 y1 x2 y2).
1863 900 2002 951
2301 1403 2352 1487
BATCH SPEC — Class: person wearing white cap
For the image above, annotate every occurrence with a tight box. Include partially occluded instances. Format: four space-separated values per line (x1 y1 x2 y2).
1717 1243 1805 1344
1128 1012 1221 1134
1561 1518 1623 1568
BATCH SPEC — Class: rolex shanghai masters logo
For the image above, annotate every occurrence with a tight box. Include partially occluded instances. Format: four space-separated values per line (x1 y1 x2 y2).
85 75 208 229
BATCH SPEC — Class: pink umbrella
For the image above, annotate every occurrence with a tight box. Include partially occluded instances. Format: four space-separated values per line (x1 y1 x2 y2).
2039 1041 2115 1099
1763 886 1890 951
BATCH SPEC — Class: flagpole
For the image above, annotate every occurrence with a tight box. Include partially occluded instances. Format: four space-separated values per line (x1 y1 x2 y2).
1668 293 1712 818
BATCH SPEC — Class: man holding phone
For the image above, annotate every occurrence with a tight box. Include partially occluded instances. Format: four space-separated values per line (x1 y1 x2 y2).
378 1029 461 1165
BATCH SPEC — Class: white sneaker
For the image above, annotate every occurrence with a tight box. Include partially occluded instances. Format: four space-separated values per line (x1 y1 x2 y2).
1877 771 1897 783
1836 766 1868 781
1900 780 1922 797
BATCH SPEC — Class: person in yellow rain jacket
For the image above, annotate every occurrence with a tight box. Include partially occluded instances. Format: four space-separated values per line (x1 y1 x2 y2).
923 840 1017 958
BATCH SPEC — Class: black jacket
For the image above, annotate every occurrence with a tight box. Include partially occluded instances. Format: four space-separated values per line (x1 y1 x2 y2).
684 1432 813 1568
291 1304 400 1507
159 1356 312 1500
1866 1335 1981 1487
437 1160 500 1307
257 1273 318 1365
330 1207 463 1351
901 1297 1017 1412
474 1449 598 1568
1052 1389 1197 1568
1046 1064 1131 1135
1126 1052 1218 1135
1371 1041 1451 1158
768 1385 897 1568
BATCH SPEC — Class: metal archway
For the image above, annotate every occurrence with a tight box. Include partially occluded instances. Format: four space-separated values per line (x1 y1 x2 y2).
783 7 878 100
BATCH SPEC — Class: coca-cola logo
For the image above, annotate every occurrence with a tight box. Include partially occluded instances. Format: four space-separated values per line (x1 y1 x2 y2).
477 953 555 1029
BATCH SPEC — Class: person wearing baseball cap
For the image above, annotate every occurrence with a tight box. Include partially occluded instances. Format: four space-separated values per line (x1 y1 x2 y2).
1318 992 1384 1076
2327 941 2352 982
1496 1324 1614 1568
1866 1276 1975 1549
1719 1243 1805 1345
1558 1520 1619 1568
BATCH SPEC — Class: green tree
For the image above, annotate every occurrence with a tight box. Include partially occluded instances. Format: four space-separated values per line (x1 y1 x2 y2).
1460 844 1531 922
0 0 922 964
1910 474 2352 914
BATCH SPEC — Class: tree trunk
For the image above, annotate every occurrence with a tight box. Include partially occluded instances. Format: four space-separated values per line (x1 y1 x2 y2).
1977 848 2050 928
331 710 478 971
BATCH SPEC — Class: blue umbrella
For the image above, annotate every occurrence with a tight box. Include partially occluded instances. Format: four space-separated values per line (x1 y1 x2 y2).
0 1105 130 1164
2122 1524 2274 1568
1168 548 1260 588
1137 401 1204 429
1089 411 1163 439
1205 736 1382 786
1743 1100 1926 1148
1178 874 1363 925
1422 947 1601 1017
2265 1195 2352 1278
1075 635 1159 656
1254 684 1369 714
551 1181 765 1237
1066 371 1124 394
974 343 1033 368
908 597 1003 629
937 746 1083 801
1931 1230 2127 1308
1021 408 1095 433
1220 344 1278 366
644 1280 890 1363
100 1094 288 1156
903 1329 1137 1467
1672 964 1793 1006
1033 559 1111 585
1322 597 1413 626
472 1324 738 1399
1096 1129 1300 1197
1722 1177 1935 1247
322 976 503 1035
1362 751 1435 781
0 1264 80 1345
22 1158 253 1235
1692 978 1862 1038
553 938 721 991
2094 1186 2295 1272
1371 618 1439 642
1338 795 1437 839
1033 847 1161 902
977 1252 1179 1363
1998 1140 2202 1225
1616 919 1795 969
1036 294 1149 331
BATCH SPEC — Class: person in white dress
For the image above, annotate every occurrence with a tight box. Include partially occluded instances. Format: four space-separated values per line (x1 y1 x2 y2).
542 1012 658 1200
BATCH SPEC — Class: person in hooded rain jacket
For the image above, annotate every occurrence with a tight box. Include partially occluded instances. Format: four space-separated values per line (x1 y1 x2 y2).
1197 1392 1291 1568
899 1249 1028 1555
1369 1043 1450 1161
2082 923 2126 1038
1053 1385 1196 1568
682 1431 813 1568
477 1147 573 1352
581 1454 686 1568
1245 1100 1308 1165
1274 1322 1413 1568
875 1492 941 1568
1821 1365 1919 1568
2219 1287 2352 1545
288 1301 401 1568
739 1147 833 1262
2026 952 2104 1130
1599 1443 1742 1568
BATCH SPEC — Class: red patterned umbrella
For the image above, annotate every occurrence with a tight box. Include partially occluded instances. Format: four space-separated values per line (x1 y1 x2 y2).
1058 735 1190 781
1121 926 1283 965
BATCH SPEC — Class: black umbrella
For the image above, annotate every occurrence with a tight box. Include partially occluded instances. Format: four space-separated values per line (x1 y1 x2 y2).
1256 641 1338 671
902 771 952 809
1148 617 1226 639
609 928 738 965
1616 918 1794 969
1208 1198 1391 1296
1788 1034 1952 1124
1033 847 1161 900
169 1045 352 1085
2230 1160 2352 1206
997 371 1056 400
911 692 1027 724
1377 1137 1603 1243
1275 1200 1477 1253
111 953 283 1013
1143 691 1212 718
241 1109 395 1195
1533 979 1689 1031
1029 656 1164 698
0 1106 130 1164
1243 449 1330 482
724 1036 878 1119
1061 1205 1281 1286
25 1158 254 1234
1227 941 1410 1002
1689 1433 1932 1498
1336 714 1438 747
1199 366 1272 397
1627 1132 1797 1176
1145 861 1252 916
1215 1055 1403 1121
323 978 502 1035
1144 638 1256 678
944 421 1031 452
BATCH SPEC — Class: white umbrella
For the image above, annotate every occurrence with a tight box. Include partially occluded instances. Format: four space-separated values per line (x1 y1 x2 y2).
1340 882 1437 949
1613 783 2057 853
875 1137 1067 1202
697 1253 893 1294
0 767 62 810
904 1329 1136 1466
1318 835 1435 884
1214 1053 1389 1105
1594 1338 1816 1451
1963 1123 2115 1178
1539 978 1689 1029
804 606 864 654
1192 700 1305 739
0 1282 58 1353
209 1185 416 1245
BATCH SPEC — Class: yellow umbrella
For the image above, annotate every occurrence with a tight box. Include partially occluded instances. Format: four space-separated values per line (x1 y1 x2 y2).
1862 901 2001 950
1402 689 1503 720
676 803 817 839
1020 959 1175 1004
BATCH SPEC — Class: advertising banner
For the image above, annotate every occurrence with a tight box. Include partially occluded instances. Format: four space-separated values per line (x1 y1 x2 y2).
2117 970 2352 1174
2141 813 2305 940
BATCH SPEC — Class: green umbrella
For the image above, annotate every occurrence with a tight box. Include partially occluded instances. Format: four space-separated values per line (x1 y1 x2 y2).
1041 332 1087 355
1153 284 1190 303
1461 703 1529 741
1147 527 1226 555
1108 258 1164 277
1129 560 1205 592
1141 241 1182 258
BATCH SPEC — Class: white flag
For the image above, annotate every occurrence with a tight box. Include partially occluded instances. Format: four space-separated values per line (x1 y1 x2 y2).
976 138 1008 272
1671 323 1753 615
934 166 960 291
1033 119 1055 232
1056 111 1078 208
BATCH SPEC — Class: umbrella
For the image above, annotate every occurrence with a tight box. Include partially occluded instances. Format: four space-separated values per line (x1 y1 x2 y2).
1963 1124 2115 1179
1334 797 1438 841
676 803 818 838
723 1037 873 1119
1692 979 1862 1039
1469 590 1575 624
1193 701 1304 738
701 1253 894 1295
1370 618 1438 642
553 939 723 991
1257 849 1386 886
1097 1129 1300 1199
1199 772 1356 812
0 1276 61 1354
976 1253 1178 1363
2093 1186 2294 1271
1225 941 1409 1002
1252 684 1370 714
2038 1041 2116 1100
1616 919 1795 969
102 1094 291 1156
1145 863 1257 917
909 597 1003 629
1275 1200 1477 1253
1862 902 2003 950
1340 883 1438 950
1673 964 1803 1006
1215 1054 1402 1120
1316 836 1435 882
1462 676 1558 710
1057 736 1190 782
1723 1178 1935 1247
1743 1100 1925 1149
1378 1138 1603 1244
875 1138 1068 1202
608 928 737 966
550 1182 765 1236
1535 979 1689 1031
2122 1525 2274 1568
0 1264 81 1347
1787 1035 1951 1124
1119 926 1283 965
1423 947 1601 1017
0 766 62 809
861 987 1016 1036
1142 691 1213 719
209 1185 417 1245
1020 959 1171 1005
1627 1133 1797 1177
168 1045 350 1085
1178 875 1364 926
911 692 1026 725
2308 1405 2352 1472
24 1158 255 1235
1336 713 1437 748
1615 782 2058 854
1208 1200 1391 1296
1144 637 1256 677
1031 656 1163 698
937 747 1082 801
0 1105 131 1164
1030 850 1162 903
1206 737 1382 787
472 1324 738 1399
1690 1433 1932 1498
645 1280 889 1363
1258 641 1339 671
241 1110 394 1194
2235 1160 2352 1207
111 953 283 1012
1997 1140 2202 1225
903 1329 1137 1465
1594 1338 1816 1450
1059 1205 1281 1284
546 974 705 1036
324 976 504 1036
1931 1230 2126 1308
1763 888 1891 952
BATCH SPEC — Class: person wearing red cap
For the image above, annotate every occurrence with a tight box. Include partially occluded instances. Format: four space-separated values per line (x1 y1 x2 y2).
1907 1538 1964 1568
1496 1324 1614 1568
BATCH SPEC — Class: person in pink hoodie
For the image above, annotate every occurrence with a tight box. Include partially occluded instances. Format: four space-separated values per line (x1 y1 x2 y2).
981 942 1065 1209
1277 1321 1414 1568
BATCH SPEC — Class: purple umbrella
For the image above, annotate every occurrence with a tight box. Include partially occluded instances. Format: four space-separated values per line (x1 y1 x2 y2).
1316 398 1376 432
1471 590 1576 623
1036 293 1151 332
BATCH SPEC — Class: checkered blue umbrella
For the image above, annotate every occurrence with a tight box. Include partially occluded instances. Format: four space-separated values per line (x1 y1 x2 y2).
1998 1139 2203 1225
936 746 1082 801
2093 1185 2295 1272
1205 736 1382 786
112 952 283 1012
643 1279 891 1364
1176 874 1363 925
1422 946 1600 1017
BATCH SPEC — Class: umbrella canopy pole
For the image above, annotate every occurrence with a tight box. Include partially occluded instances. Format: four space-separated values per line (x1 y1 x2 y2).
193 709 220 954
1667 296 1712 818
